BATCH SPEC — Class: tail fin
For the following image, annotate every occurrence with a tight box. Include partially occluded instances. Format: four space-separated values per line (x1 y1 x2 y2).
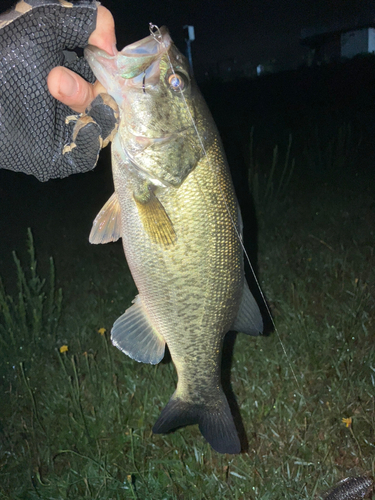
152 392 241 454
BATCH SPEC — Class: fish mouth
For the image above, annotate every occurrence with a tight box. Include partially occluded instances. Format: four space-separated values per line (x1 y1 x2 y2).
122 25 171 58
84 26 172 82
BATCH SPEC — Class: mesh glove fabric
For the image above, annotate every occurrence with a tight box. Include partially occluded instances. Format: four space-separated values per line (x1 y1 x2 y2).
0 0 115 181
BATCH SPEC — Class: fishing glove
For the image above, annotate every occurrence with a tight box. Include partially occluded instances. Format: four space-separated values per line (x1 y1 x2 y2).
0 0 117 181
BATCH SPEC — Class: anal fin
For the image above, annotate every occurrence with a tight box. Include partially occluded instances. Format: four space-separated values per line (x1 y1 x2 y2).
232 280 263 335
111 295 165 364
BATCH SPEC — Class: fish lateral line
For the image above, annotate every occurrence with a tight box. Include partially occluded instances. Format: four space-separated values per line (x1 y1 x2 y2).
161 34 303 394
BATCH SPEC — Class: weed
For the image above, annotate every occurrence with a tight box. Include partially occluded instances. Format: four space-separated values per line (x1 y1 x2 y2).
302 122 361 176
248 128 295 208
0 229 62 374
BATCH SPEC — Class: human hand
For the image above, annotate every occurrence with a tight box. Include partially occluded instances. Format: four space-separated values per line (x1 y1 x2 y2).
0 0 117 180
47 5 116 114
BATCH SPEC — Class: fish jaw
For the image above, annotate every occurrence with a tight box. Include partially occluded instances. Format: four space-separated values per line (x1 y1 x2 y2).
84 26 172 104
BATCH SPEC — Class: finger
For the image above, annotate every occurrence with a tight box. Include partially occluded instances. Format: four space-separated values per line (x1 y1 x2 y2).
88 6 116 55
47 66 95 114
47 6 116 113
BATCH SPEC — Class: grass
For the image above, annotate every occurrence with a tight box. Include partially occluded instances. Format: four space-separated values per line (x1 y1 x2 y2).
248 127 295 208
0 133 374 499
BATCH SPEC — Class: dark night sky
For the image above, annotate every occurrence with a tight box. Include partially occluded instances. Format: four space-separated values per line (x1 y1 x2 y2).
1 0 374 74
99 0 375 75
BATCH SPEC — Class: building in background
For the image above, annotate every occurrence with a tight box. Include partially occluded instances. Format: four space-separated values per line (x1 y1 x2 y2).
301 14 375 64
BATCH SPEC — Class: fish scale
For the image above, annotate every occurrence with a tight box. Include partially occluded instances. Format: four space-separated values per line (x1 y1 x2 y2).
118 140 240 353
85 26 263 454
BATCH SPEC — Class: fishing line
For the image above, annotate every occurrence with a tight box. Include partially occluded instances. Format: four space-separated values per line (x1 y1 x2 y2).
149 23 302 393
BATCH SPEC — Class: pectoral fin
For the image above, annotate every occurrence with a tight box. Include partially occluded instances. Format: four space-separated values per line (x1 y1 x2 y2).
232 280 263 335
111 295 166 364
89 192 122 244
134 189 176 247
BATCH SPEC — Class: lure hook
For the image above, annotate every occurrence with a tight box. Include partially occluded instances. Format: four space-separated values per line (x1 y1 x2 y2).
149 23 162 44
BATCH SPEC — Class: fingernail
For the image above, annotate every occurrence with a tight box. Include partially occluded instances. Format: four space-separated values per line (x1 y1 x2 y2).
59 69 78 97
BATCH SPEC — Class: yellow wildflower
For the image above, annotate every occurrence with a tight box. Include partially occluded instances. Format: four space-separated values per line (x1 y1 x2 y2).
342 417 352 428
59 345 68 353
98 328 106 336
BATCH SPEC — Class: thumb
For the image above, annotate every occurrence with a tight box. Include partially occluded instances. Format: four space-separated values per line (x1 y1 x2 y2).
47 66 99 114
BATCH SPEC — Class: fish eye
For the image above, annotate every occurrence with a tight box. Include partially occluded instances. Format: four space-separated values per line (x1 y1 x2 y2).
167 72 187 92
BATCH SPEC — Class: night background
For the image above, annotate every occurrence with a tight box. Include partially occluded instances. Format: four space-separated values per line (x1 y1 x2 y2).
0 0 374 498
1 0 375 272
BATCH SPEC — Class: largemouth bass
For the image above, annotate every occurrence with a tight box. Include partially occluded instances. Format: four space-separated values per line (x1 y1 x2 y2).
85 26 263 454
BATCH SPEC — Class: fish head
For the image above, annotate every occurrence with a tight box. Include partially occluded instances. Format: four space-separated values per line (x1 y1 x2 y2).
85 26 214 187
